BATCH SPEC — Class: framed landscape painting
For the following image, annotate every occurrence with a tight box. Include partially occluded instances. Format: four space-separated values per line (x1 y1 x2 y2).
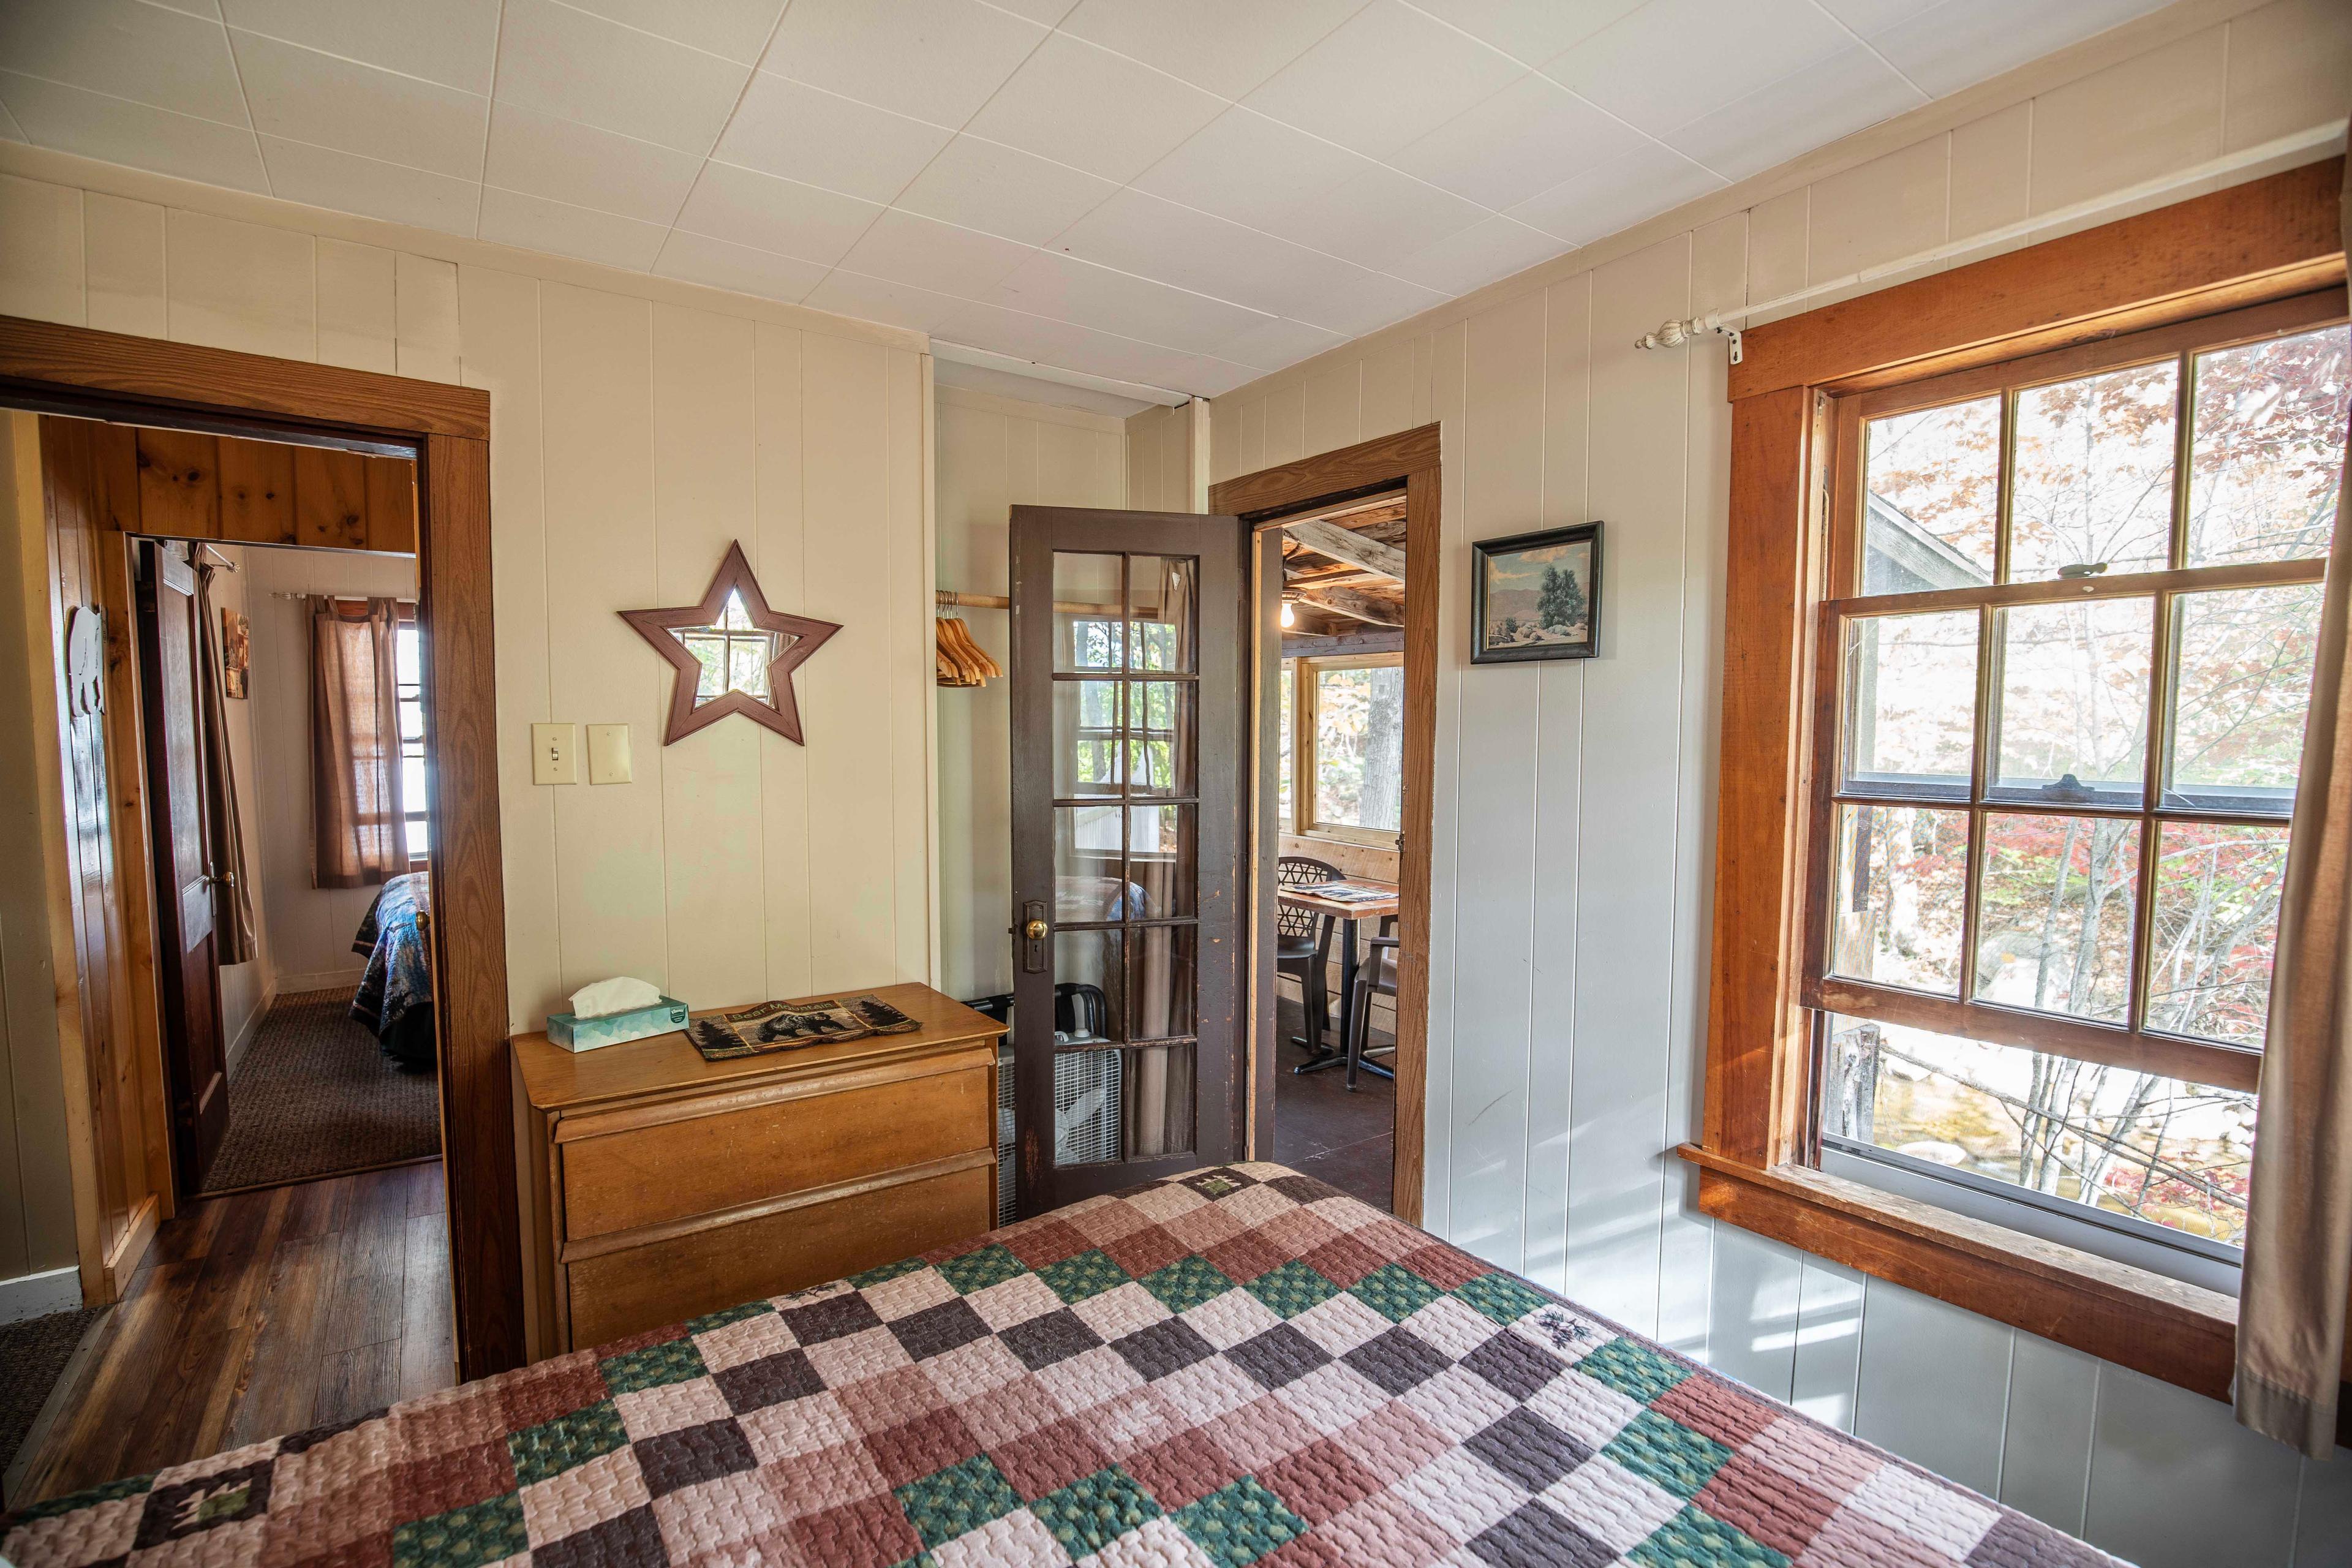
1471 521 1601 663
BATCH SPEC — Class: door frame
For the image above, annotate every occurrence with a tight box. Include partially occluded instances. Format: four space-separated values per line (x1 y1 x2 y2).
1210 424 1438 1227
1 315 522 1379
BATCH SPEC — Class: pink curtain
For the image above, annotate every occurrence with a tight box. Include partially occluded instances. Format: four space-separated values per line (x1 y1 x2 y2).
310 596 407 889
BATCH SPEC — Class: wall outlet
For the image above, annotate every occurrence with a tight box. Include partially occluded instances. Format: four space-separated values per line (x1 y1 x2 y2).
531 722 578 785
587 723 631 785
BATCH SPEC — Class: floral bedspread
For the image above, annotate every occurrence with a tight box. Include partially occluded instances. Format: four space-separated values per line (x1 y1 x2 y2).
2 1163 2117 1567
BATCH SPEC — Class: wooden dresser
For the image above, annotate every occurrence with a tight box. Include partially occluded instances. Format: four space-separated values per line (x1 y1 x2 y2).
511 982 1001 1357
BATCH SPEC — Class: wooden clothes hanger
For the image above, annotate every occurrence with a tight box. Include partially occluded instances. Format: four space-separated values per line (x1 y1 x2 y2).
935 616 1001 687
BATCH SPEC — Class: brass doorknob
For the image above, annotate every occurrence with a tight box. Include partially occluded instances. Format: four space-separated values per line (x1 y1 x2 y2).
1023 918 1049 940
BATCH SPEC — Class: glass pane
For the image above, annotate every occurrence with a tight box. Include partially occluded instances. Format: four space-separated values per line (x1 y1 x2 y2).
1313 664 1406 830
1054 929 1123 1046
2166 583 2323 813
1989 597 2152 806
1129 923 1197 1041
1125 681 1195 797
1054 552 1125 672
1862 398 1999 592
2187 324 2351 565
2010 361 2179 581
1842 611 1976 797
1278 660 1294 825
1054 805 1127 922
1126 805 1196 919
1054 1047 1125 1167
2146 820 2289 1047
395 625 421 684
1827 804 1968 996
399 699 424 744
1126 1044 1196 1159
726 635 772 699
1052 679 1123 797
404 813 428 856
1129 555 1195 672
401 755 428 809
680 633 726 699
1974 813 2141 1022
1820 1014 2253 1247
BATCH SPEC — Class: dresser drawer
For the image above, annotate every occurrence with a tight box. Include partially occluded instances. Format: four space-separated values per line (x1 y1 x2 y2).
558 1062 992 1242
564 1161 993 1346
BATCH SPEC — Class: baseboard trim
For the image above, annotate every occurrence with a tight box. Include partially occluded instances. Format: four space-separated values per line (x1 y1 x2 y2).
0 1265 84 1325
275 967 366 993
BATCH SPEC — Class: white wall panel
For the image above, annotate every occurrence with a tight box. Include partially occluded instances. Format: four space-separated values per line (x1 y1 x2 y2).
1853 1280 2012 1496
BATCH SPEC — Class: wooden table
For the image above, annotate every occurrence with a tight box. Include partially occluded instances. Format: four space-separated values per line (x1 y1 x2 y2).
1278 879 1400 1078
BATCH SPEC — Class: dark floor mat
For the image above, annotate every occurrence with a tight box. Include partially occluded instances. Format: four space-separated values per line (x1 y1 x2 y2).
199 989 440 1193
0 1306 104 1493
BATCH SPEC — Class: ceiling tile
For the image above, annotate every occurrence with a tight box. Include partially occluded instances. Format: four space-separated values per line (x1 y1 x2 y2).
1506 135 1725 244
892 134 1117 245
559 0 786 64
1386 211 1561 293
802 268 973 331
232 29 488 179
0 69 267 189
760 0 1047 126
674 159 884 266
715 72 954 203
1544 0 1849 137
483 99 700 224
1389 70 1646 210
1052 187 1369 317
1133 106 1374 234
219 0 502 94
1215 315 1349 370
982 250 1271 354
1057 0 1366 99
1259 161 1489 272
1288 268 1448 336
260 134 480 232
937 296 1127 366
0 98 25 140
1811 0 1942 32
963 32 1225 184
1400 0 1645 66
1159 353 1260 396
1870 0 2170 99
1663 45 1926 183
0 0 249 126
494 0 750 154
835 208 1034 298
149 0 224 18
652 229 829 300
1242 0 1521 162
984 0 1082 24
478 184 668 268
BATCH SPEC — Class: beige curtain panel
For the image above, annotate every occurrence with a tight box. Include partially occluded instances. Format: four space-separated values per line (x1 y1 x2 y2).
2237 143 2352 1458
194 563 257 964
311 595 408 891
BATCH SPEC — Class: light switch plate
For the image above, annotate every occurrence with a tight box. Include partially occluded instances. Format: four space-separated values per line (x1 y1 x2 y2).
587 723 631 785
531 722 578 786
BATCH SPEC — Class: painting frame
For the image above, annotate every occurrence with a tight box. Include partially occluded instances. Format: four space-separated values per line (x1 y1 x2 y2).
1470 521 1602 664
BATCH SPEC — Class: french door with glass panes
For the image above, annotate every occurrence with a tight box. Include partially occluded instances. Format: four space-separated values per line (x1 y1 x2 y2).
1009 505 1251 1214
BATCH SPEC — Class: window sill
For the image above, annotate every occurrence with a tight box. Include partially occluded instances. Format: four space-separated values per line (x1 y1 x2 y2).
1673 1142 2237 1403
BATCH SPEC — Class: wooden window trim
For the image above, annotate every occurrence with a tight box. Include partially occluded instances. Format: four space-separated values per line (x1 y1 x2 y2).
1292 651 1407 850
1683 158 2348 1404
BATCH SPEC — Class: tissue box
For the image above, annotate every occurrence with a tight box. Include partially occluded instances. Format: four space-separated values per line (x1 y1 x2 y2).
545 996 691 1053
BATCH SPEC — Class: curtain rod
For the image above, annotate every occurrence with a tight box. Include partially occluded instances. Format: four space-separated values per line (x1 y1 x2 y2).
937 589 1166 617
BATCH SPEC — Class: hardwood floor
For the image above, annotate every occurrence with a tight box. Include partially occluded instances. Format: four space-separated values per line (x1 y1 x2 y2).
1273 998 1395 1212
17 1161 453 1505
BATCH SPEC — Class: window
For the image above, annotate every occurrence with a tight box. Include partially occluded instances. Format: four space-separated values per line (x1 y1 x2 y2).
395 615 428 862
1280 654 1403 845
1807 311 2349 1278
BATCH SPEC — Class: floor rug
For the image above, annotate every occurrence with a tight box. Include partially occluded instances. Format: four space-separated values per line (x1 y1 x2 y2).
198 989 439 1193
0 1307 104 1500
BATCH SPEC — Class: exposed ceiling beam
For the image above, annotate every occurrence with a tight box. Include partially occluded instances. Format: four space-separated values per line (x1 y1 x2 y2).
1285 518 1405 581
1295 584 1403 626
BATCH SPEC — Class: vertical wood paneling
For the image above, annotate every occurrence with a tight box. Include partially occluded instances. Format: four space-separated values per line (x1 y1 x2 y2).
83 194 163 338
2000 1333 2099 1536
2085 1365 2303 1568
0 173 83 326
1362 341 1415 441
1787 1257 1864 1430
395 252 461 384
653 304 766 1011
1853 1280 2013 1495
1262 382 1305 467
317 240 396 373
888 351 932 987
1705 1226 1803 1400
753 324 813 1003
1520 655 1580 1292
935 400 1011 1003
164 209 313 360
538 282 667 998
1422 322 1466 1237
1302 364 1360 456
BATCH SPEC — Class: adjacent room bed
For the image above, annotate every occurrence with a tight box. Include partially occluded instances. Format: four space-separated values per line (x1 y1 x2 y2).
1 1164 2116 1567
350 870 434 1071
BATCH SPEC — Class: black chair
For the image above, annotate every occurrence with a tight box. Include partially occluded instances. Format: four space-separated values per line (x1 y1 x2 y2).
1276 856 1341 1060
1344 927 1401 1091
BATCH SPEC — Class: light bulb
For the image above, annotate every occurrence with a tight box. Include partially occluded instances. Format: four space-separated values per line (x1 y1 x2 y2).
1280 600 1295 628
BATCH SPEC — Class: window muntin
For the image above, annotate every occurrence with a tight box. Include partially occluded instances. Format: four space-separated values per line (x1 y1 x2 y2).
1810 312 2349 1257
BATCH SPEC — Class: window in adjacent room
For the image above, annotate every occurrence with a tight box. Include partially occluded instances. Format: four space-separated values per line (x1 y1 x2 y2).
396 611 428 863
1283 654 1404 846
1809 310 2348 1287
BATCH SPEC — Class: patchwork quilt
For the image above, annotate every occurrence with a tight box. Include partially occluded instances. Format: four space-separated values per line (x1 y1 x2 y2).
3 1163 2119 1568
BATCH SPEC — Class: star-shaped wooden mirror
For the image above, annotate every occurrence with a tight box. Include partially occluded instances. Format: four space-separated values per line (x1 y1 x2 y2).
621 541 841 745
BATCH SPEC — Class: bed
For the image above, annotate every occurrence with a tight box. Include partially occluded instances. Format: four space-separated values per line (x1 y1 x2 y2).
350 870 434 1071
2 1163 2117 1567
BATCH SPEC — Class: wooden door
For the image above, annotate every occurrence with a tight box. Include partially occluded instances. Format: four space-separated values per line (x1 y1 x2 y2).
136 539 228 1191
1009 505 1254 1215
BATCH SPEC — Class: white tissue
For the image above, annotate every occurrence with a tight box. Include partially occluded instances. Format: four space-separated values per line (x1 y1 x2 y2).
570 976 663 1018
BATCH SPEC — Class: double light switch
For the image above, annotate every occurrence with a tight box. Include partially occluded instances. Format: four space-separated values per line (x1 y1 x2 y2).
531 723 631 785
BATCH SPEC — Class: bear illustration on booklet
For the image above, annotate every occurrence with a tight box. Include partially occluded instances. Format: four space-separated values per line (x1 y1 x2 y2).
687 992 921 1060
